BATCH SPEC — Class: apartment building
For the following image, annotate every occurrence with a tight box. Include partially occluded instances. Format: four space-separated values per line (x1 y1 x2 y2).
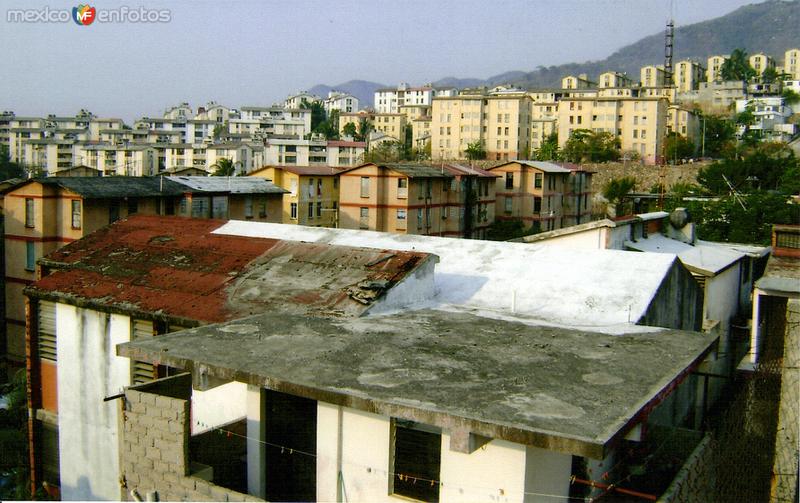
374 83 457 114
338 162 496 238
667 105 701 150
530 101 558 153
206 143 261 174
326 139 366 167
561 74 594 89
694 80 748 114
673 60 705 92
163 143 209 173
20 139 76 175
250 165 342 227
339 111 407 141
783 48 800 80
232 107 311 138
262 138 365 168
599 71 633 89
707 55 728 82
194 102 232 123
557 96 668 164
495 159 593 228
431 92 532 161
284 92 321 109
641 65 669 88
323 91 358 115
74 143 157 176
163 102 192 120
749 53 776 76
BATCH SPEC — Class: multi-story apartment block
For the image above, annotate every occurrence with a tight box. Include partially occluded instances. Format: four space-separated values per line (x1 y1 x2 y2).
326 139 367 167
20 139 76 175
735 96 795 141
411 115 433 150
250 165 342 227
640 65 670 88
673 60 705 92
234 106 311 138
431 92 532 161
194 102 231 123
338 162 497 238
749 53 776 76
598 71 633 89
323 91 358 115
784 48 800 80
488 160 592 232
561 74 594 89
557 96 668 164
374 83 457 114
667 105 701 148
73 143 157 176
163 143 209 173
284 92 322 110
134 117 188 143
343 112 407 141
707 55 728 82
529 101 558 153
163 102 192 120
206 142 261 174
694 80 748 114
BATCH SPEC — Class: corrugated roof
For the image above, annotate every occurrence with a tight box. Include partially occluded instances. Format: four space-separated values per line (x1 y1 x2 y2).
443 163 499 178
23 176 188 198
267 165 345 176
508 160 572 173
170 176 287 194
381 163 454 178
27 215 434 324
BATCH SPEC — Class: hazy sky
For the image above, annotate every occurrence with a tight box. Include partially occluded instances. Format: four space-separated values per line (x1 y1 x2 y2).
0 0 763 121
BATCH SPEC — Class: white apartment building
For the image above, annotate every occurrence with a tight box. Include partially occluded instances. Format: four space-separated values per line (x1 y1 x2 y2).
323 91 359 115
707 55 728 82
284 92 322 109
374 83 457 114
163 102 192 120
194 102 232 123
74 143 157 176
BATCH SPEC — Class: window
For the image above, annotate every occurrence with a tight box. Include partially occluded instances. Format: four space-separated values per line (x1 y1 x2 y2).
359 207 369 229
398 178 408 198
505 172 513 189
25 198 34 228
397 209 406 220
534 196 542 213
333 177 338 189
290 202 298 219
317 178 323 196
109 200 121 223
391 421 441 502
360 177 370 198
308 178 314 198
417 208 423 228
290 179 298 196
127 198 139 215
534 173 543 189
504 197 513 213
71 200 81 229
26 241 35 271
316 202 322 218
307 203 314 219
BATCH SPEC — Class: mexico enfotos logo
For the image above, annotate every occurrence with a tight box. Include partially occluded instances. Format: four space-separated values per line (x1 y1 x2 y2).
7 4 171 24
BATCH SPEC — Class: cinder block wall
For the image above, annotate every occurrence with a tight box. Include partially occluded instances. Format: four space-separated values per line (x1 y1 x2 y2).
120 374 263 502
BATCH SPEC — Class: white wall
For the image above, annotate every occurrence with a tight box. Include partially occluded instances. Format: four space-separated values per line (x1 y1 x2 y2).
533 228 606 250
57 304 131 501
315 403 571 503
191 382 248 434
366 258 436 315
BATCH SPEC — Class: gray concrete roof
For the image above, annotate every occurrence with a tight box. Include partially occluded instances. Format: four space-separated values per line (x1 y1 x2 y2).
170 176 287 194
756 255 800 294
118 309 717 459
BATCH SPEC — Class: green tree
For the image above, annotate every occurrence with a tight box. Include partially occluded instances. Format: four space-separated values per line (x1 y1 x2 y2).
486 218 528 241
663 132 695 162
300 98 326 132
211 157 237 176
720 49 756 82
464 140 486 160
760 66 779 84
602 176 636 216
697 142 797 195
781 88 800 106
212 123 227 140
356 118 373 142
342 121 357 139
0 146 24 180
562 129 620 163
533 132 559 161
700 115 736 159
363 141 403 163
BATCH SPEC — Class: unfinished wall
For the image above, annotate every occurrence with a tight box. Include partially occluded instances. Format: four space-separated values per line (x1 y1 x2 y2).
366 256 436 315
121 375 262 502
57 304 131 501
639 260 703 331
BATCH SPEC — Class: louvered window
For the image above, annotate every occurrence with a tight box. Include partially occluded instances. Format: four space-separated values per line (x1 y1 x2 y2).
38 301 57 362
131 319 156 384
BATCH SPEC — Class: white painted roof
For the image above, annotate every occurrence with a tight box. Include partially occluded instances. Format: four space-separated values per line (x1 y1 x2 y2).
625 234 744 276
515 160 572 173
214 222 681 334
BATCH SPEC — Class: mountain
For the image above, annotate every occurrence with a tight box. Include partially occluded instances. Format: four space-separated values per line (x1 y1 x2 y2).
307 80 387 108
438 0 800 89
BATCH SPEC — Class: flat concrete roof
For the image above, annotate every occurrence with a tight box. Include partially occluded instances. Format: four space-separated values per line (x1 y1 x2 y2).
625 234 744 276
756 255 800 294
118 309 717 459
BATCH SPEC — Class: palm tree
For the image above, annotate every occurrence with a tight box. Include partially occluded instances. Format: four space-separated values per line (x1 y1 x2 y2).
211 157 236 176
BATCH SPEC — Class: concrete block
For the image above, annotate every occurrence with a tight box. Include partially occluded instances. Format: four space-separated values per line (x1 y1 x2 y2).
210 485 231 502
154 460 170 474
180 476 197 492
226 491 246 501
172 399 187 412
169 420 186 434
144 448 161 462
131 401 147 415
156 395 174 410
140 393 156 406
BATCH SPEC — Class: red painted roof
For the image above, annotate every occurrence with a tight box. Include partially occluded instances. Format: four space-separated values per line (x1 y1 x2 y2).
28 215 433 324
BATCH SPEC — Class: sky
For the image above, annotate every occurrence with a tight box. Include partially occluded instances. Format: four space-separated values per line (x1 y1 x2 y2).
0 0 764 121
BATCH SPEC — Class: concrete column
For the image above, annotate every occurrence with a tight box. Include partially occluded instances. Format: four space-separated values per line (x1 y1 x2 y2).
246 386 265 499
750 289 762 364
316 402 341 502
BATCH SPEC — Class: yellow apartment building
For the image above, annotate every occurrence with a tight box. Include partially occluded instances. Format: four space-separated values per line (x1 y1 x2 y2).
784 48 800 80
338 163 497 238
431 93 532 161
557 96 669 164
1 177 285 365
561 74 594 89
749 53 776 76
640 65 669 87
599 71 633 89
706 55 728 82
339 112 407 141
489 160 591 232
667 105 701 152
249 165 342 227
673 60 705 92
530 102 558 153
